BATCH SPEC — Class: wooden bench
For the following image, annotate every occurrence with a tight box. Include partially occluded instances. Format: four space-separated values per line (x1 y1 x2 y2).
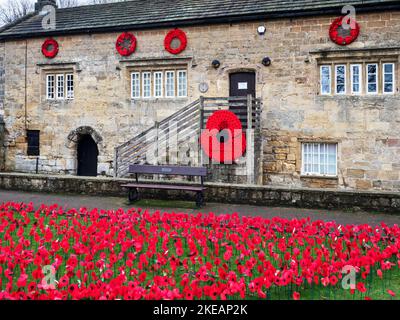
121 165 207 207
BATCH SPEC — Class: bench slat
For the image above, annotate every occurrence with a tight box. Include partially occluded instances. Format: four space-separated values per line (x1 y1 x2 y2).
129 165 207 176
121 183 206 192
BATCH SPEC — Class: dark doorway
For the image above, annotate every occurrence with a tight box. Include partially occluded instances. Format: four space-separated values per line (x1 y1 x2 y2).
229 72 256 97
77 134 98 177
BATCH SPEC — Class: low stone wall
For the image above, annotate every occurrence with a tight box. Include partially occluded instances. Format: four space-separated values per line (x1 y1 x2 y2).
0 172 399 213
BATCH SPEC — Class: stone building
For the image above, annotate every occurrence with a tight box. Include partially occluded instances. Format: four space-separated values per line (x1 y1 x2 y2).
0 0 399 192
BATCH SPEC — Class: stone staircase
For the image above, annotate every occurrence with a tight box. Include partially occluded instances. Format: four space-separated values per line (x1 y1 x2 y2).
114 95 262 183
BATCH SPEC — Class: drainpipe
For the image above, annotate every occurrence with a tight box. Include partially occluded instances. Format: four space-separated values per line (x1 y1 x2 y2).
24 39 28 130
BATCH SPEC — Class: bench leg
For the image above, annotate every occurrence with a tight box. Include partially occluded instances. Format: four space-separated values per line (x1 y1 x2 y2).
196 192 204 208
128 188 139 203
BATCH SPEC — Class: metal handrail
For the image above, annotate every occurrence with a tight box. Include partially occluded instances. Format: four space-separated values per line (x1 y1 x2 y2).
115 96 262 177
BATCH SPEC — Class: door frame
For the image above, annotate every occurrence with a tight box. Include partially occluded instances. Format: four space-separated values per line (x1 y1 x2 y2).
227 68 258 97
77 134 99 177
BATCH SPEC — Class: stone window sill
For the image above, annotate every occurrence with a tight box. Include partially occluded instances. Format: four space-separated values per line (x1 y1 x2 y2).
300 175 338 180
131 97 188 101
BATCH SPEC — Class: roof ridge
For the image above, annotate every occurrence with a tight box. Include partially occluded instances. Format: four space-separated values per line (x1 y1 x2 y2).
54 0 145 12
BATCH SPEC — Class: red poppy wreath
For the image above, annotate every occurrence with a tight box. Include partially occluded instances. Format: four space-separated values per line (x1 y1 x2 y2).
41 38 59 59
116 32 137 56
329 16 360 46
200 110 246 163
164 29 187 54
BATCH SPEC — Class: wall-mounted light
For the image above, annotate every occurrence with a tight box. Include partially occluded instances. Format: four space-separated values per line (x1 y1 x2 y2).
262 57 271 66
257 25 266 35
212 60 221 69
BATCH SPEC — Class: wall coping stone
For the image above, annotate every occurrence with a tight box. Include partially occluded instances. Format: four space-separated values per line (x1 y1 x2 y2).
0 172 399 213
0 172 399 196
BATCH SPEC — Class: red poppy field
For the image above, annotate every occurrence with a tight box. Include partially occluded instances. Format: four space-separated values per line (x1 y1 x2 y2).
0 202 399 300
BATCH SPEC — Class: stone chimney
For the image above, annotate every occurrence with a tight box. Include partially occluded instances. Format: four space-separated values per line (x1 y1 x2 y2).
35 0 58 12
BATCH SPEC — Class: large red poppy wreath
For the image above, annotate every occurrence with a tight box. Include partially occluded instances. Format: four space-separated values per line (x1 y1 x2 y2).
329 16 360 46
41 38 59 59
164 29 187 54
116 32 137 56
200 110 246 163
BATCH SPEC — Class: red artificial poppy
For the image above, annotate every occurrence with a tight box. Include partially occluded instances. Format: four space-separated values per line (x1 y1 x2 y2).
68 284 78 295
293 292 300 300
17 274 28 288
176 247 184 256
356 282 367 293
387 289 396 297
329 275 338 286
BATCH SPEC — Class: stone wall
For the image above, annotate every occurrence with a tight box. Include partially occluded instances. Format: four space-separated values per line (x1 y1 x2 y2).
0 41 5 171
0 41 4 108
1 10 400 192
0 172 399 213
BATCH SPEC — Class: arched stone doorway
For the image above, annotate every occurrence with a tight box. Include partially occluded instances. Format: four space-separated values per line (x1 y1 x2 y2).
77 134 98 176
67 126 103 176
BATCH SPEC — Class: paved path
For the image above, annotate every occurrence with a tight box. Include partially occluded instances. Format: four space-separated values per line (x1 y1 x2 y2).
0 190 399 226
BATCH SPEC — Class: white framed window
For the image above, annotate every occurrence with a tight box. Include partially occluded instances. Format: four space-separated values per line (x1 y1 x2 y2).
350 64 362 94
320 65 331 95
154 71 163 97
56 74 65 99
46 74 55 100
366 63 378 94
142 72 151 98
66 74 74 99
302 143 337 176
383 63 395 94
335 65 346 94
165 71 175 97
177 70 187 97
131 72 140 98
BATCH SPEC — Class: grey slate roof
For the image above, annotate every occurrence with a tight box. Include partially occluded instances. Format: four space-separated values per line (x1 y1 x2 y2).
0 0 399 39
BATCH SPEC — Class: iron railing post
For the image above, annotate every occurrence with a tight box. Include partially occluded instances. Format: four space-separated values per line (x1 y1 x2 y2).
199 96 205 166
246 94 254 184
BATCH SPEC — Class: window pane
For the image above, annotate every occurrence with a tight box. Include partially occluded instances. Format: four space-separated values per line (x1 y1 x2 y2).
302 143 337 176
384 82 393 93
66 74 74 99
56 74 64 99
320 66 331 94
383 63 394 93
177 70 187 97
335 65 346 94
131 73 140 98
367 64 377 93
154 72 163 97
165 71 175 97
142 72 151 98
384 63 393 74
351 65 361 94
46 75 55 99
